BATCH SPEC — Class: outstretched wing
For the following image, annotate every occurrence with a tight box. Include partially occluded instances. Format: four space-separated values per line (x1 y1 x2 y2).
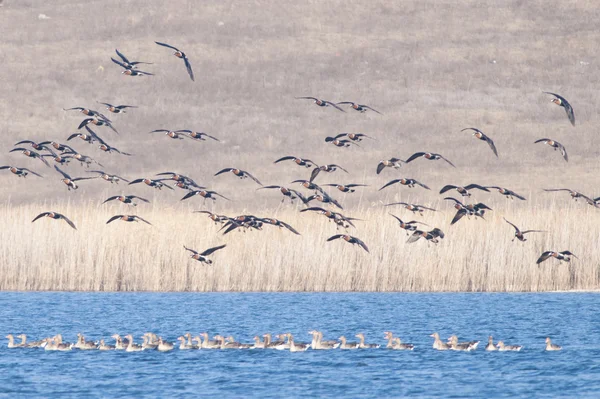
557 142 568 162
536 251 553 264
439 155 456 168
324 101 346 112
326 234 343 242
155 41 180 51
484 136 498 157
106 215 123 224
309 167 321 183
354 237 370 252
54 165 70 179
379 179 400 191
58 214 77 230
183 245 199 256
31 212 50 223
503 217 520 233
244 171 262 186
215 168 234 176
439 185 458 194
103 196 119 204
183 56 194 82
274 156 295 163
200 244 226 256
115 49 130 64
280 221 300 235
362 104 382 114
405 152 426 163
135 216 153 225
450 209 467 225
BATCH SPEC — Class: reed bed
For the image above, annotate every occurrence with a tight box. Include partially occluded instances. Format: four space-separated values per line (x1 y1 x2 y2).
1 198 598 292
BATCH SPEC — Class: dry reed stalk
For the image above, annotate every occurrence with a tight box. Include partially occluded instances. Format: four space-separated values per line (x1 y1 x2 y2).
0 198 598 292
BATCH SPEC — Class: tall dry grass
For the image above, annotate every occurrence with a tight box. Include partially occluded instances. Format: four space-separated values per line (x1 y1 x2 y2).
1 196 598 292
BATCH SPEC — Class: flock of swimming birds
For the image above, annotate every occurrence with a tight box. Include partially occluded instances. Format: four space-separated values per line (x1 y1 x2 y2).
5 332 563 352
2 41 587 266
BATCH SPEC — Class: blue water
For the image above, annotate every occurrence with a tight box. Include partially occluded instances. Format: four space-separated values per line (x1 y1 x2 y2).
1 293 599 398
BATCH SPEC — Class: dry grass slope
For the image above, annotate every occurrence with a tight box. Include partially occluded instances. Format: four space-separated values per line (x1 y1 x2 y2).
1 1 599 291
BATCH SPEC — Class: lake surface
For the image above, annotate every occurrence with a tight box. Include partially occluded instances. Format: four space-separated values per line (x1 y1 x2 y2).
1 292 599 398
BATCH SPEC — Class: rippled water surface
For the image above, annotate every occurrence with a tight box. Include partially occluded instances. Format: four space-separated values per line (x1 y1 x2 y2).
1 292 599 398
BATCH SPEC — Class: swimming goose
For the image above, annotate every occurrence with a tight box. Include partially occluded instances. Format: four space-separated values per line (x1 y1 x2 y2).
430 333 451 350
447 335 479 351
98 340 115 350
338 336 360 350
384 332 395 348
496 341 523 351
225 336 252 349
184 332 200 349
252 336 266 349
75 333 97 350
309 331 340 350
6 334 25 348
355 333 380 349
485 336 497 351
157 337 174 352
263 333 288 350
54 334 73 351
392 338 415 350
177 336 194 350
111 334 129 350
287 333 311 352
200 333 221 349
43 337 58 351
124 335 143 352
545 337 562 351
18 334 45 348
142 333 160 349
192 336 203 349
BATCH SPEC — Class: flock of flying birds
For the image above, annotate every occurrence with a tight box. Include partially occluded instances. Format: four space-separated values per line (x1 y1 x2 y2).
2 41 587 266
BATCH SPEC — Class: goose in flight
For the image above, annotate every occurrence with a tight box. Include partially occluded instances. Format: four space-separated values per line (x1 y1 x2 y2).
295 96 345 112
327 234 369 252
32 212 77 230
155 41 194 81
461 128 498 157
534 138 568 162
405 152 455 167
503 218 545 242
336 102 382 114
183 244 226 264
544 92 575 126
